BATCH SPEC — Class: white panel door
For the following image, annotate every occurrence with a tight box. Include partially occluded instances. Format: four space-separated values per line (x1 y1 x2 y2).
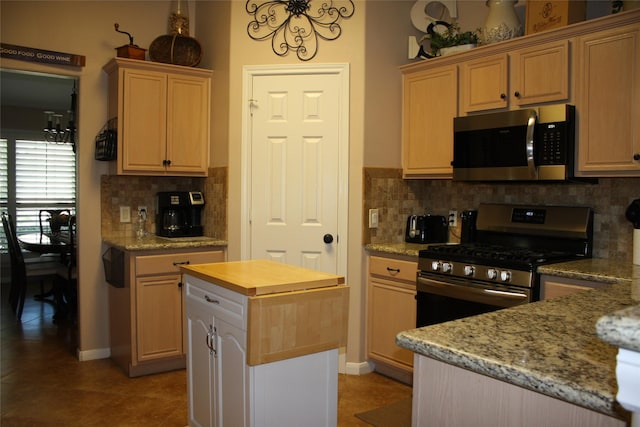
249 72 342 273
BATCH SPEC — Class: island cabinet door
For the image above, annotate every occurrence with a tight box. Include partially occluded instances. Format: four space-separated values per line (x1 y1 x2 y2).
185 276 249 427
185 294 216 427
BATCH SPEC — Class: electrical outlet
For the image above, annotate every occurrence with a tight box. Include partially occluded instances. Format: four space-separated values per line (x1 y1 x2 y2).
369 208 379 229
448 210 458 227
120 206 131 223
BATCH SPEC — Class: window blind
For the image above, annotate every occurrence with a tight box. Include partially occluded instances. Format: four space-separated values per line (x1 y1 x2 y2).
0 139 7 251
15 139 76 233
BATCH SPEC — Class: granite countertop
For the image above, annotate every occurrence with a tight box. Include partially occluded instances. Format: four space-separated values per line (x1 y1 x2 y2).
596 264 640 353
364 242 437 257
541 258 640 353
397 275 639 419
103 234 227 251
538 258 636 284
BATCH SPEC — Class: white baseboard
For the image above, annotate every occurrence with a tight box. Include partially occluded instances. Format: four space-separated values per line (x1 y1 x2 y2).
344 361 374 376
77 347 110 361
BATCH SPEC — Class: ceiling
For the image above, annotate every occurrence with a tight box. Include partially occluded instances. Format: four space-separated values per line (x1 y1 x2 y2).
0 70 76 112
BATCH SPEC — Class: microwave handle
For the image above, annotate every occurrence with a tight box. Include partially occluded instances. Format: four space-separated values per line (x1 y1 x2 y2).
526 111 537 179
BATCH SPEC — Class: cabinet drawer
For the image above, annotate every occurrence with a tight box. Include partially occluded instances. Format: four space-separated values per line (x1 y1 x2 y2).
185 277 247 328
369 256 418 283
136 250 225 276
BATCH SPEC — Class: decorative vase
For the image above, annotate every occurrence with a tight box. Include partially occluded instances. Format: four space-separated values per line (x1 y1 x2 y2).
481 0 523 44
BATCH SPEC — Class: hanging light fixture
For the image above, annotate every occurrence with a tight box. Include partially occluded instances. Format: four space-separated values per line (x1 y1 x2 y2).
43 81 77 152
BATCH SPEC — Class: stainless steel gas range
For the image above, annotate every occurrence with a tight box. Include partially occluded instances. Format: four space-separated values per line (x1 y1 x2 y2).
416 203 593 327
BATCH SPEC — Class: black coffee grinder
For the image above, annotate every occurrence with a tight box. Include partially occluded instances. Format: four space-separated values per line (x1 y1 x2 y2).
155 191 205 237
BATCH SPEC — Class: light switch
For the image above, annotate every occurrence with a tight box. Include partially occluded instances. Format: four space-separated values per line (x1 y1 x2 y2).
369 209 379 229
120 206 131 223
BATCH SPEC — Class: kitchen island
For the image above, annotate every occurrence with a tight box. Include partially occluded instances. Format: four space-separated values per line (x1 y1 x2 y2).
180 260 349 427
397 261 640 426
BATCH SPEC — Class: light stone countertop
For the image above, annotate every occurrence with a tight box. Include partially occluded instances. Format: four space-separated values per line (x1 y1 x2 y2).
397 281 635 418
596 264 640 352
364 242 441 258
103 234 227 251
370 243 640 415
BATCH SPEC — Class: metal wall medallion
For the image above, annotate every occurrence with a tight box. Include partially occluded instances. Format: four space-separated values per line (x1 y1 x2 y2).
246 0 355 61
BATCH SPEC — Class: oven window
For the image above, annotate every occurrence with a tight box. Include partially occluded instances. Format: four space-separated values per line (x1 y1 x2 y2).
416 291 502 327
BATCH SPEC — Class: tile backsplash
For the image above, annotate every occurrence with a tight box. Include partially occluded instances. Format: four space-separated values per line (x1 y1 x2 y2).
101 167 227 240
363 167 640 264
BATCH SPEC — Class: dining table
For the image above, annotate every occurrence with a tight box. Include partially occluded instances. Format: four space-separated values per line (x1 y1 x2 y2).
17 232 73 255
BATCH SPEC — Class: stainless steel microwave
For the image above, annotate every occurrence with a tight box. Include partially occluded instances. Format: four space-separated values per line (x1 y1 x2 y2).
452 104 576 181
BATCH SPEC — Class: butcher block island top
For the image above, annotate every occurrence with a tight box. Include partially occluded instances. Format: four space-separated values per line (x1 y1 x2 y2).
181 259 349 366
180 259 345 296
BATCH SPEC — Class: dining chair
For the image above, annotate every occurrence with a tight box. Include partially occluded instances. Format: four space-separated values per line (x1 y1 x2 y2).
54 214 77 321
39 209 71 235
2 212 60 321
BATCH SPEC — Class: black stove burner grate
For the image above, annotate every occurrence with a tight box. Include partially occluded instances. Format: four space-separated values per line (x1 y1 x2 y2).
420 243 579 268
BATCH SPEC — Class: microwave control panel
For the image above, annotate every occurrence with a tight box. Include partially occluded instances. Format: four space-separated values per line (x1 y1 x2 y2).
535 122 567 165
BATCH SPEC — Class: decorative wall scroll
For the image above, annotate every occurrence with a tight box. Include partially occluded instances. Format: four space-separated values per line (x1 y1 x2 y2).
246 0 355 61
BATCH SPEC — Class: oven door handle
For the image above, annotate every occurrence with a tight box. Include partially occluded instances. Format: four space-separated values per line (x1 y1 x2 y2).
417 276 530 307
483 288 528 299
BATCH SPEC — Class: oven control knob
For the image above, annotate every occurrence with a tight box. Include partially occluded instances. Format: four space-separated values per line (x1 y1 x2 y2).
487 269 498 280
500 270 512 282
464 265 475 276
431 261 440 271
442 262 453 273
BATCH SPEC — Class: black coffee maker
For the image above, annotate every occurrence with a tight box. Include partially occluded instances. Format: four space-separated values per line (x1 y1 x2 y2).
155 191 205 237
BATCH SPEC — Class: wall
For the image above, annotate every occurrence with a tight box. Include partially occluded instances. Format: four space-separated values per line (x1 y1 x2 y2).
1 0 176 359
364 168 640 265
2 0 624 369
193 1 374 369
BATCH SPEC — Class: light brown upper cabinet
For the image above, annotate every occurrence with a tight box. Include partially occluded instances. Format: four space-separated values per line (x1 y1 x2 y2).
399 9 640 179
575 22 640 176
401 65 457 179
104 58 212 176
459 40 570 113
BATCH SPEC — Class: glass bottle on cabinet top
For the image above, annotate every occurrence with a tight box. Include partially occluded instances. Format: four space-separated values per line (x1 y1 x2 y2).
169 0 189 36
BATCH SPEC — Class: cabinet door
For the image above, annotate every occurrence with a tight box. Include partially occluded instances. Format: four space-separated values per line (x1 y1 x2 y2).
510 40 570 106
540 275 607 300
135 274 183 362
216 318 248 427
459 53 508 113
186 276 248 427
166 74 210 175
367 279 416 370
576 24 640 175
186 291 216 427
402 65 457 178
121 69 167 173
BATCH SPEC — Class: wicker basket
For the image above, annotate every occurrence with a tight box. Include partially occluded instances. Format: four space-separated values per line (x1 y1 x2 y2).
149 34 202 67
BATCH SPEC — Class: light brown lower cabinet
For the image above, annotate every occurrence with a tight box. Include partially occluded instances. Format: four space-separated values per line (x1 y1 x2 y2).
540 274 608 300
367 255 417 384
108 247 225 377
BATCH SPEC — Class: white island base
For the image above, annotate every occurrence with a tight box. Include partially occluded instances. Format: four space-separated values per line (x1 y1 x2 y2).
251 349 338 426
182 260 348 427
413 355 627 427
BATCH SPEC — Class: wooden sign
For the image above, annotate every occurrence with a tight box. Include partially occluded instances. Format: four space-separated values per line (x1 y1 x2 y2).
0 43 85 67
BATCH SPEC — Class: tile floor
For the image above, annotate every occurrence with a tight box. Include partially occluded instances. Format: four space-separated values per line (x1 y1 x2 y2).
1 281 412 426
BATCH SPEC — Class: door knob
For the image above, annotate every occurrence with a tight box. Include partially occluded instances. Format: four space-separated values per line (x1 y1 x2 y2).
634 153 640 161
323 234 334 244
